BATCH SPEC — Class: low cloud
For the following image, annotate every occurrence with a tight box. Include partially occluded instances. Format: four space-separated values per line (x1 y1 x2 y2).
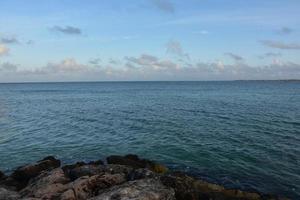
260 40 300 50
26 40 34 45
1 55 300 82
38 58 89 74
259 52 282 59
166 40 189 59
1 36 19 44
89 58 101 65
0 45 9 56
150 0 174 13
125 54 158 66
0 62 18 72
51 26 82 35
225 53 244 61
276 27 293 35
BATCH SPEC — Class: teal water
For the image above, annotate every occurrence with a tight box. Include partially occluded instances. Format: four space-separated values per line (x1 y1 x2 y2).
0 81 299 199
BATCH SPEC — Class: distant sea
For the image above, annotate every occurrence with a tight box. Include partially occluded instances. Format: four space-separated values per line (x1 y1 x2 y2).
0 81 299 199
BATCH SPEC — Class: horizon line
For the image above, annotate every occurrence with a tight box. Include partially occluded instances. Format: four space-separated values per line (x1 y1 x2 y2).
0 79 299 84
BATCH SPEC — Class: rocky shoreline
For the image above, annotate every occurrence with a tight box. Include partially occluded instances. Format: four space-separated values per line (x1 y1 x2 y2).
0 155 288 200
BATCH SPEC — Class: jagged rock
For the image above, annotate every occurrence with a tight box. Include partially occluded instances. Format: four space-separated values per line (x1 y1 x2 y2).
66 165 106 181
88 160 104 166
64 163 134 182
20 168 70 199
161 172 264 200
62 160 104 179
0 187 20 200
0 171 5 180
89 178 175 200
107 155 168 174
10 156 60 189
60 189 76 200
68 173 126 199
105 164 134 177
128 168 157 181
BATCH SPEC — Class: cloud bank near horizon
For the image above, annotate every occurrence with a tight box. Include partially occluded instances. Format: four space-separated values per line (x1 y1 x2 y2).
1 54 299 82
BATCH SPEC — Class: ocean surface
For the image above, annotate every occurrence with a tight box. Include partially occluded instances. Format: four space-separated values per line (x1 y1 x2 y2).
0 81 299 199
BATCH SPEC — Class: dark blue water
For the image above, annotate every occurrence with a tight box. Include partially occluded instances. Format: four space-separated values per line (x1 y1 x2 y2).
0 81 299 199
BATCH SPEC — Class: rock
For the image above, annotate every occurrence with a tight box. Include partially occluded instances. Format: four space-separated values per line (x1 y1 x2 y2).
0 178 20 192
160 172 202 200
62 160 104 178
0 187 20 200
161 172 264 200
10 156 60 189
69 173 126 199
0 171 5 180
66 165 106 181
89 178 175 200
64 163 134 182
105 164 134 177
128 168 157 181
20 168 70 199
107 155 146 169
107 155 168 174
88 160 104 166
60 189 76 200
62 161 87 175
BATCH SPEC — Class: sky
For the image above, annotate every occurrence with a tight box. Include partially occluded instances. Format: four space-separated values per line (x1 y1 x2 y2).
0 0 300 82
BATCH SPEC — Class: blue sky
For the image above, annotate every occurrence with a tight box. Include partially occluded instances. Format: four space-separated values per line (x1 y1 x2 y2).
0 0 300 82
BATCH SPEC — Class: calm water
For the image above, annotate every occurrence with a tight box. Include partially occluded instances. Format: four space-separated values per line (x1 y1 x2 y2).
0 81 299 199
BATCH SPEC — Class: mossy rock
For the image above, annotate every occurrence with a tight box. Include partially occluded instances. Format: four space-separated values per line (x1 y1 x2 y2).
151 164 168 174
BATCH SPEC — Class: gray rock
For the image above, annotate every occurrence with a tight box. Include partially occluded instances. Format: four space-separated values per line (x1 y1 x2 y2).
89 178 175 200
128 168 157 181
65 164 133 181
68 173 126 200
20 168 70 199
0 187 20 200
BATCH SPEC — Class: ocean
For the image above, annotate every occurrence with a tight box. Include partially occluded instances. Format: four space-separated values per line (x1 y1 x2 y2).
0 81 299 199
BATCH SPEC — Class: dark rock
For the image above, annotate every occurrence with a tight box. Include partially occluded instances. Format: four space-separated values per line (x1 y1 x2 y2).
107 154 168 174
88 160 104 165
107 155 146 168
160 173 201 200
62 160 104 181
128 168 157 181
105 164 134 177
160 172 264 200
0 187 20 200
64 164 133 182
62 161 87 180
67 165 106 181
89 178 175 200
10 156 60 189
0 171 5 180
